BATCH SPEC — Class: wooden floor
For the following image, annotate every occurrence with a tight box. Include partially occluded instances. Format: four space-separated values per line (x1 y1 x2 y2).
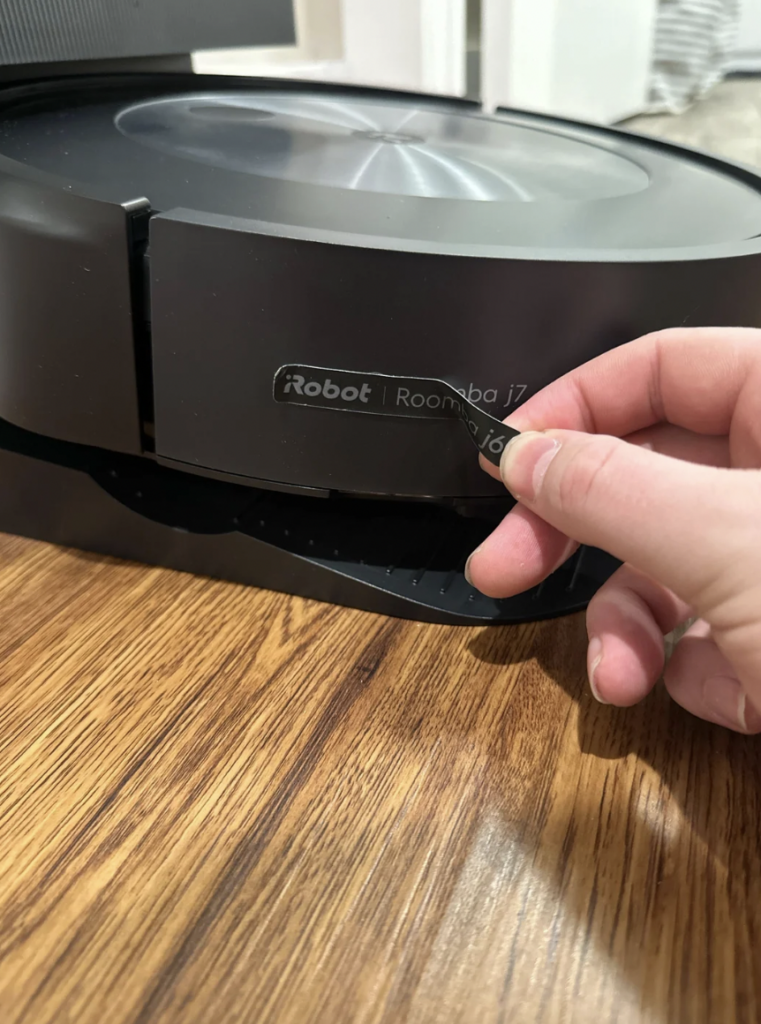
0 532 759 1024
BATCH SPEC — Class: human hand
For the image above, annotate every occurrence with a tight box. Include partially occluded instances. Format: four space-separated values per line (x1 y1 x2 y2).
466 328 761 733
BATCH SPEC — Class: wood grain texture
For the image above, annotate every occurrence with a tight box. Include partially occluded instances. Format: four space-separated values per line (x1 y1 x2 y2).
0 532 759 1024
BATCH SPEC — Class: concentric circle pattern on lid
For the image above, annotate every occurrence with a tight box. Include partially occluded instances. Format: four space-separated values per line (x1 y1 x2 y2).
115 92 650 203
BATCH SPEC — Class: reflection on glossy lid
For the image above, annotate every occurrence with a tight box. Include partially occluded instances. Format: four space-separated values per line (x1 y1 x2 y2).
116 92 651 203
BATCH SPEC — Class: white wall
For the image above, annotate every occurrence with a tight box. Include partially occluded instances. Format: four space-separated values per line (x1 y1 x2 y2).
737 0 761 47
728 0 761 70
421 0 467 96
482 0 658 124
482 0 554 116
335 0 466 95
194 0 466 98
340 0 424 91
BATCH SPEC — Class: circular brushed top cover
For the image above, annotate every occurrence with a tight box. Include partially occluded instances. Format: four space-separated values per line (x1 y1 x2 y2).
2 75 761 252
114 91 649 203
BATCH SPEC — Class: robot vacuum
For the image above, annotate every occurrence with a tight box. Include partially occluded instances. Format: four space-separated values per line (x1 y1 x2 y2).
1 68 761 623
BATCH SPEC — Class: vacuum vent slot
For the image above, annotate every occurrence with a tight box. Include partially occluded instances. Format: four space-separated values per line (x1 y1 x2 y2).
126 206 155 453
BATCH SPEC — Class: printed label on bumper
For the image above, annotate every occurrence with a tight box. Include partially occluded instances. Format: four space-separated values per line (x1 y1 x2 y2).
272 364 519 466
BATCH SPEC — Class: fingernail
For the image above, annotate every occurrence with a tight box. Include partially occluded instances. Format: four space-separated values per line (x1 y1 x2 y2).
464 551 477 587
500 432 561 502
739 692 761 733
587 636 607 703
703 675 752 732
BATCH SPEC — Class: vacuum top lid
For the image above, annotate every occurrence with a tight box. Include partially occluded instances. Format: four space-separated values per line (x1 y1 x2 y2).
2 76 761 253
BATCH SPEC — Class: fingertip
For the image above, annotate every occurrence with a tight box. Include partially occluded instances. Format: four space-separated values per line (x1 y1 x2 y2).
499 431 560 501
478 451 502 480
587 631 664 707
585 584 668 706
465 506 576 599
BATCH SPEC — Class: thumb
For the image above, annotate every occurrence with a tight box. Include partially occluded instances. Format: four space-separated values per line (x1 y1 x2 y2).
499 429 761 610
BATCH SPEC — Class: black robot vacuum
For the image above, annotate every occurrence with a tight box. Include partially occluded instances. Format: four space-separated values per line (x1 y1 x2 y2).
2 30 761 623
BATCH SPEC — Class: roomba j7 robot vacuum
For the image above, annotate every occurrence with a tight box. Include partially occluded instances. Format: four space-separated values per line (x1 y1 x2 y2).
2 21 761 624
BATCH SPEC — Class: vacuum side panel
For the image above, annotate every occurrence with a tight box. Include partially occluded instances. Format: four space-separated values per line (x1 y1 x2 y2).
0 174 142 452
149 211 761 498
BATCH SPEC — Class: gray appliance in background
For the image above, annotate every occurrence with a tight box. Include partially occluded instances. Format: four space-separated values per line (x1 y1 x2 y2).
0 0 294 71
0 0 760 625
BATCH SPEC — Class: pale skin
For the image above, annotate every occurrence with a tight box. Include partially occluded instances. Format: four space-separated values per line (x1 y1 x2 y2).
465 327 761 734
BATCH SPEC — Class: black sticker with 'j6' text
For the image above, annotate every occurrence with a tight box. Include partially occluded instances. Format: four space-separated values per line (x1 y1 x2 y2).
272 364 519 466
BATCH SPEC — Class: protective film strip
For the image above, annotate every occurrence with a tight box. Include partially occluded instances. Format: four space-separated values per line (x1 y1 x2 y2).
273 364 519 466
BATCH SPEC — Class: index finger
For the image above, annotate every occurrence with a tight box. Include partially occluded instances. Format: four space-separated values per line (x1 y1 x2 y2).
505 327 761 437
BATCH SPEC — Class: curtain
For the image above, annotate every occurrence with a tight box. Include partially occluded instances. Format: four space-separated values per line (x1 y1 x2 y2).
647 0 741 113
